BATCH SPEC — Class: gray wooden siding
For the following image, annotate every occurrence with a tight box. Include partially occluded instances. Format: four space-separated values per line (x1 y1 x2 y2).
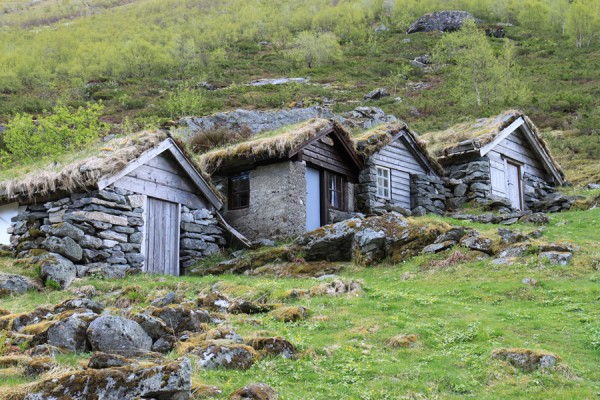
490 158 507 197
371 139 427 209
145 197 180 276
113 153 208 209
488 128 547 180
303 137 355 177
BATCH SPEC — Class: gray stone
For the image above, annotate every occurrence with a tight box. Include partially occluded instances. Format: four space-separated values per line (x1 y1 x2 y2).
132 314 175 341
519 213 550 225
296 218 362 261
70 210 128 226
539 251 572 266
126 253 144 267
24 358 192 400
128 195 145 208
54 298 104 314
422 240 455 254
98 230 128 243
498 245 528 258
151 306 212 334
130 232 143 244
181 238 208 251
353 228 387 265
192 342 257 370
87 316 152 356
80 235 103 249
152 335 176 353
248 77 307 86
87 352 129 369
81 263 129 279
363 88 390 101
48 313 96 353
42 236 83 261
407 10 478 33
0 274 38 296
38 253 77 289
150 291 178 307
96 190 126 204
230 383 278 400
460 233 494 255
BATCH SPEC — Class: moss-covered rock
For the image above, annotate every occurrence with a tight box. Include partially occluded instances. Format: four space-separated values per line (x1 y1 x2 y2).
188 341 259 370
491 348 560 372
270 306 310 323
388 334 419 348
246 337 296 359
229 383 278 400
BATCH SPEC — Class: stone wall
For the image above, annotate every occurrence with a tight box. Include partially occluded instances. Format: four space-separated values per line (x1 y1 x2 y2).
180 207 225 270
222 161 307 241
410 174 446 216
9 187 224 277
523 173 574 212
444 158 495 211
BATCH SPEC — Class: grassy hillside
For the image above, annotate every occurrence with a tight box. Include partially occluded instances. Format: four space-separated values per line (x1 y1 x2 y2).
0 208 599 398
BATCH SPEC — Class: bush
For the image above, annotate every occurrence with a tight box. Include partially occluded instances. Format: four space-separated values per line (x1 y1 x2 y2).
161 83 207 119
1 102 107 165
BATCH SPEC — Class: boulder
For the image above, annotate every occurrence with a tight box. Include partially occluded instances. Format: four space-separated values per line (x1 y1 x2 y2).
363 88 390 101
151 306 212 334
53 298 104 314
519 213 550 225
86 316 153 356
388 334 419 348
407 10 479 34
247 337 296 359
42 236 83 262
152 335 177 353
24 358 192 400
132 313 175 341
310 279 363 297
230 383 278 400
270 306 310 323
539 251 572 266
151 291 178 307
460 232 495 255
296 218 361 261
37 253 77 289
48 313 97 353
491 348 559 371
0 274 38 296
353 228 387 265
49 222 85 241
25 357 56 376
191 342 259 370
87 352 129 369
228 300 271 315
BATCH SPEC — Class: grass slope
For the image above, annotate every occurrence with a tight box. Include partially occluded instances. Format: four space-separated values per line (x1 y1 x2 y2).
1 209 598 399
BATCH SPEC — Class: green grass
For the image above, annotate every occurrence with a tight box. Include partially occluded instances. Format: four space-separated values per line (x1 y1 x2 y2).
1 209 599 398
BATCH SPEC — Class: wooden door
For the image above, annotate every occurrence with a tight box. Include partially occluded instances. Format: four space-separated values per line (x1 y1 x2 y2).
145 197 180 276
305 167 321 231
506 162 522 210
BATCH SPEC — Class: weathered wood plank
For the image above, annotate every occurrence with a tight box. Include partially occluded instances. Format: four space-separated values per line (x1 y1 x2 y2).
128 164 197 193
114 176 207 209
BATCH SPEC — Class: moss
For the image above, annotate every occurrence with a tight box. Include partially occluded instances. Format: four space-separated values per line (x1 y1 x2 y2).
20 320 56 336
270 306 310 323
28 249 48 257
191 382 222 398
26 229 45 239
0 355 32 368
388 334 419 349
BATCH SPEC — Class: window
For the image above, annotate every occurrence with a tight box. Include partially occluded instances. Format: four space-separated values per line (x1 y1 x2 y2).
376 166 390 199
327 173 345 210
228 172 250 210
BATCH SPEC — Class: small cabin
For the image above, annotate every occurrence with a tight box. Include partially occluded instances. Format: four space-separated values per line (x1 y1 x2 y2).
420 111 566 212
353 123 446 216
0 132 225 277
198 119 363 241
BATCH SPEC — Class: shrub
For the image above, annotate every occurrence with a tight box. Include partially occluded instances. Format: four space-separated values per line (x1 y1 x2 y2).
2 102 106 165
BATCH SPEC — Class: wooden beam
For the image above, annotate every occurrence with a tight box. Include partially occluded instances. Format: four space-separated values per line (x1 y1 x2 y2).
113 176 207 209
479 117 525 157
98 139 174 190
287 122 335 158
166 144 224 210
519 122 565 185
215 210 251 249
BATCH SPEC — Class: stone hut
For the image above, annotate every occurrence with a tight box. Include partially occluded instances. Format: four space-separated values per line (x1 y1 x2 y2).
420 111 567 212
198 119 363 241
353 123 446 216
0 131 226 279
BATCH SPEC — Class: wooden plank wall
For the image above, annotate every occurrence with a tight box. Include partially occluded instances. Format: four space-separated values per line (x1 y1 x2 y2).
145 197 180 276
488 128 547 180
113 153 208 210
372 140 427 209
303 136 355 178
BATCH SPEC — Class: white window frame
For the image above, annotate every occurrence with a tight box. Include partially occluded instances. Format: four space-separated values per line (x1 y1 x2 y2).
376 166 391 199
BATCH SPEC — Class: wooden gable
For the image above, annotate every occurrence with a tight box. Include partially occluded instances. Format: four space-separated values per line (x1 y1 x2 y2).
98 138 222 210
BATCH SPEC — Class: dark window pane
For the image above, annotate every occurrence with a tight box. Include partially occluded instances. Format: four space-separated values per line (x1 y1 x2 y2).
229 172 250 210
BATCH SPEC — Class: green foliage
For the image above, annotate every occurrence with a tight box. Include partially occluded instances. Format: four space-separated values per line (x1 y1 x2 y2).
566 0 600 48
286 31 343 69
44 279 62 290
1 102 106 166
161 83 207 119
433 19 529 110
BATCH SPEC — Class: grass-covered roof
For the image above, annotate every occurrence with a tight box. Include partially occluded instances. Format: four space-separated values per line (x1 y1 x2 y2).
0 131 168 201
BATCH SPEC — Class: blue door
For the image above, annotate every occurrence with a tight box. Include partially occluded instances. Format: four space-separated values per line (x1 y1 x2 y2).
306 167 321 231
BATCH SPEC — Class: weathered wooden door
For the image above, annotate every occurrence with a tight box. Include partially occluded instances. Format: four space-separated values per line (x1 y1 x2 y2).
506 162 522 210
305 167 321 231
145 197 180 276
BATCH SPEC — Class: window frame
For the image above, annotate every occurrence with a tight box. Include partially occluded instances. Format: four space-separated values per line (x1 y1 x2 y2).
376 166 391 199
228 172 250 210
327 172 346 211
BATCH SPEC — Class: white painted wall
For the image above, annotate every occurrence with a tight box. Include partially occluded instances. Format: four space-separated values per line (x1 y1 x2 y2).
0 203 18 245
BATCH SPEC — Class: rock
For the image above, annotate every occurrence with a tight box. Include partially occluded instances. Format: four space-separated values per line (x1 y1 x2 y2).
25 357 56 376
42 236 83 262
248 77 307 86
539 251 572 266
374 23 389 32
192 342 259 370
87 351 129 369
422 241 455 254
498 228 528 244
296 219 361 261
0 274 38 296
247 337 296 359
519 213 550 225
585 183 600 190
38 253 77 289
132 313 175 341
460 232 494 255
54 298 104 314
498 245 528 258
230 383 278 400
86 316 153 356
522 277 539 286
485 26 506 38
270 306 310 322
353 228 387 265
343 106 397 130
363 88 390 101
228 300 270 315
491 348 559 372
407 11 479 34
69 210 128 226
152 335 177 353
48 313 96 353
310 279 363 297
151 306 212 334
151 291 178 307
49 222 85 241
27 344 62 357
24 358 192 400
97 230 128 243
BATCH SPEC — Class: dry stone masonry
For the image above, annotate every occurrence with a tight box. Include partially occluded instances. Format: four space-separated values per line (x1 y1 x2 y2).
8 186 224 282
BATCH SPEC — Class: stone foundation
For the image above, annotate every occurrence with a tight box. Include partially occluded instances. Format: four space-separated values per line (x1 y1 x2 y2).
444 159 494 211
9 187 224 277
410 174 446 216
